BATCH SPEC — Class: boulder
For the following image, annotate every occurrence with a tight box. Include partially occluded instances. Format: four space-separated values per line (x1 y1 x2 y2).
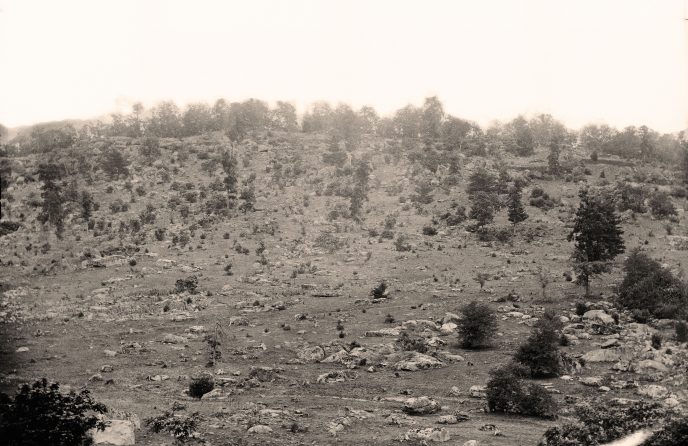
580 376 604 387
92 420 136 445
247 425 273 434
635 359 669 374
393 352 443 371
637 385 668 399
583 310 615 325
402 396 441 415
162 334 187 344
297 345 326 363
582 349 621 363
405 427 450 442
469 385 487 398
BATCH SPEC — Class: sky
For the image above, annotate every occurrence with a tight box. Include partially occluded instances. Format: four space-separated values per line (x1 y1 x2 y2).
0 0 686 132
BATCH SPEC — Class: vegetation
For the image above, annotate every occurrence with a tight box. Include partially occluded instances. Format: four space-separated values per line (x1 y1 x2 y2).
486 365 558 419
457 301 497 349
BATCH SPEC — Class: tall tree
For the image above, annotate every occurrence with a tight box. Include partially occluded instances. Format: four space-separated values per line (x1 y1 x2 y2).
270 101 298 131
147 101 182 137
507 186 528 229
567 188 625 295
37 163 66 239
420 96 445 141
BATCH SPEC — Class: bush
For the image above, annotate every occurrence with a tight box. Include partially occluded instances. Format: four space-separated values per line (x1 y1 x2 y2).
648 191 677 219
457 301 497 349
651 333 662 350
676 321 688 343
0 378 107 445
514 311 562 377
370 280 387 299
188 374 214 399
618 248 687 319
175 275 198 294
486 365 557 419
538 400 666 446
643 418 688 446
615 181 648 213
396 332 429 353
146 409 199 443
575 302 587 316
422 225 437 236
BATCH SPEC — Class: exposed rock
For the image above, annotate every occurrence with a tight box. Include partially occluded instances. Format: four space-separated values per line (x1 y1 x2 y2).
162 334 187 344
316 370 358 384
637 385 668 399
402 396 441 415
583 310 615 325
393 352 443 371
635 359 669 373
405 427 450 442
297 345 326 363
469 385 487 398
364 328 401 337
247 424 273 434
582 349 621 363
580 376 603 387
92 420 136 445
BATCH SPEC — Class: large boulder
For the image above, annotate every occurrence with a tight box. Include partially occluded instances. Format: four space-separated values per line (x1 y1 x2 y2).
402 396 441 415
405 427 450 442
393 352 443 371
297 345 326 363
582 349 621 363
637 385 668 399
583 310 615 325
92 420 136 445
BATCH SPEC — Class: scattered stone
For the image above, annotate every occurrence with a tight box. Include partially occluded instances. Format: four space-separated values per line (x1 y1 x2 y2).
580 377 603 387
582 349 621 363
89 374 104 382
402 396 441 415
364 328 401 337
16 347 29 353
405 427 450 442
297 345 326 363
394 352 443 371
104 350 118 357
469 385 487 398
463 441 479 446
101 365 114 373
247 424 273 434
637 385 668 399
162 334 187 344
316 370 358 384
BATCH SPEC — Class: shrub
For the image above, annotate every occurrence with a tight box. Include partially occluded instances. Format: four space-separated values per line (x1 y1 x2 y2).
643 418 688 446
370 280 387 299
538 400 666 446
394 234 412 252
0 378 107 445
618 248 687 319
615 181 648 213
575 302 587 316
146 409 199 443
486 365 557 419
422 225 437 236
514 311 562 377
676 321 688 343
457 301 497 349
188 375 214 399
648 191 677 219
651 333 662 350
175 275 198 294
396 332 429 353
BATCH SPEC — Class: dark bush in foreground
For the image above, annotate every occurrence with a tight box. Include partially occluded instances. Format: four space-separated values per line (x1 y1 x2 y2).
676 321 688 343
486 365 557 419
457 301 497 349
188 375 214 399
0 378 107 446
175 275 199 294
642 418 688 446
146 409 200 443
538 400 665 446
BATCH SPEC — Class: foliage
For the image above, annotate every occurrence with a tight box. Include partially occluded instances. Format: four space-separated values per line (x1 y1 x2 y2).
457 301 497 349
188 375 214 399
486 365 557 419
0 378 107 446
101 147 130 178
507 186 528 227
175 275 199 294
676 321 688 343
468 191 497 227
146 409 200 443
618 248 687 319
370 280 387 299
642 417 688 446
567 188 625 294
647 191 677 219
538 400 666 446
514 311 562 377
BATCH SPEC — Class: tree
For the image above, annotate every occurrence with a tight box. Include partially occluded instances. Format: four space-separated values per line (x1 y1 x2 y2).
466 166 498 196
469 191 497 227
392 104 421 139
221 151 239 206
182 102 212 136
567 188 625 295
457 301 497 349
507 186 528 229
101 147 130 178
302 101 333 132
680 138 688 184
349 159 371 220
358 106 379 134
37 163 66 238
210 98 230 131
332 103 362 150
509 116 535 156
147 101 182 137
420 96 444 141
514 311 562 377
441 116 485 155
0 378 107 446
125 102 145 137
270 101 298 131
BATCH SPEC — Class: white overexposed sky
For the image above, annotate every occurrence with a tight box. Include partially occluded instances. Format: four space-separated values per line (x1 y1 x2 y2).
0 0 686 132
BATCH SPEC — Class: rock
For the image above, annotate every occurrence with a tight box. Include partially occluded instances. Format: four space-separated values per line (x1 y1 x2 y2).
443 312 461 324
436 352 464 362
394 352 443 371
364 328 401 337
600 339 619 349
92 420 136 445
297 345 326 363
89 374 104 382
405 427 450 442
188 325 206 333
16 347 29 352
449 386 461 396
440 322 457 334
583 310 615 325
463 441 479 446
229 316 249 326
580 376 603 387
663 397 680 408
104 350 118 357
599 386 611 392
402 396 442 415
582 349 621 363
162 334 187 344
201 388 226 400
637 385 668 399
635 359 669 373
316 370 358 384
469 385 487 398
437 415 458 424
247 424 273 434
101 365 114 373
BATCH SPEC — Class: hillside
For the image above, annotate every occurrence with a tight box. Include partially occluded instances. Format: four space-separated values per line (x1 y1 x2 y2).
1 128 687 446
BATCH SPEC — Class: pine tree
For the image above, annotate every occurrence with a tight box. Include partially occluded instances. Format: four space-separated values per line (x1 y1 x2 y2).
567 188 625 295
469 191 497 227
221 151 239 207
507 187 528 229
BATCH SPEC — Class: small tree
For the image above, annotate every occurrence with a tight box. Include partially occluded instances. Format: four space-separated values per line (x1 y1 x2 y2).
567 188 625 295
536 265 551 300
457 301 497 349
0 378 107 445
648 191 677 219
507 186 528 230
514 311 562 377
469 192 497 227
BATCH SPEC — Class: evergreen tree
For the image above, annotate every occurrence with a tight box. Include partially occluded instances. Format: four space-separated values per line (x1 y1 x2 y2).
349 159 371 221
507 187 528 229
37 163 66 239
514 311 562 377
221 151 239 207
469 191 497 227
567 188 625 295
